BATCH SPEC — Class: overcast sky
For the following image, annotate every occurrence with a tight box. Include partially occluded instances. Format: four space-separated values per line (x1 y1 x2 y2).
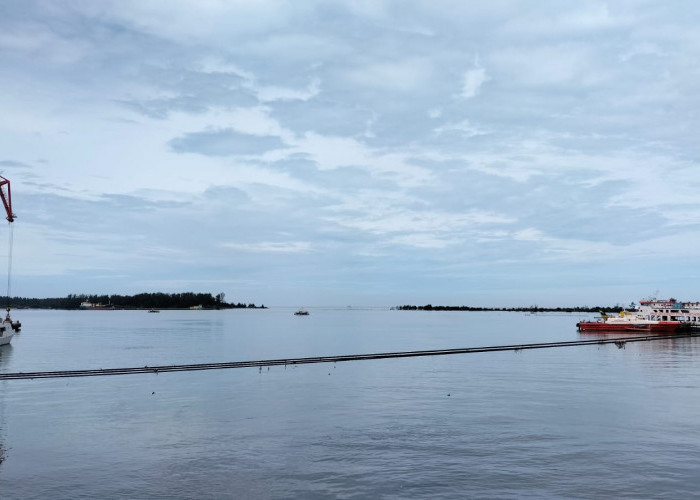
1 1 699 307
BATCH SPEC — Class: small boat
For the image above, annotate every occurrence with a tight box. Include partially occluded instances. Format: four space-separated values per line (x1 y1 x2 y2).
577 310 683 333
0 311 20 346
294 309 309 316
148 309 160 313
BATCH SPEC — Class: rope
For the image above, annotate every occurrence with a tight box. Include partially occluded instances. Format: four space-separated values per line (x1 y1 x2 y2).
0 332 696 381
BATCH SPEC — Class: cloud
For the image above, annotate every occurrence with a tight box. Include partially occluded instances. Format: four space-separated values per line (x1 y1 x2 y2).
490 44 597 87
502 3 623 38
197 56 322 103
619 42 664 62
256 78 321 102
5 1 700 305
345 58 434 91
169 129 287 156
513 228 543 242
0 160 33 169
386 233 460 249
328 209 513 235
323 193 516 249
504 225 700 264
294 133 432 187
461 67 489 99
224 107 295 141
197 57 254 80
96 0 299 45
433 119 490 138
222 241 311 253
0 19 91 65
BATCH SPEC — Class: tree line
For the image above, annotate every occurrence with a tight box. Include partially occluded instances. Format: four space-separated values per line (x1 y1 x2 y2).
2 292 266 310
395 304 625 313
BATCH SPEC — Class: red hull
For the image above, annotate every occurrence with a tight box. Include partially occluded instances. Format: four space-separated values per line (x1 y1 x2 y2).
577 321 681 333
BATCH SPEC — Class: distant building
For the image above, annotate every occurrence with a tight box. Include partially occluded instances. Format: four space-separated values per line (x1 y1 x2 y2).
79 301 114 310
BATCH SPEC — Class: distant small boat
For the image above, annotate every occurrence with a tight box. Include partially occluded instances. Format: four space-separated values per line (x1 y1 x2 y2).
148 309 160 313
294 309 309 316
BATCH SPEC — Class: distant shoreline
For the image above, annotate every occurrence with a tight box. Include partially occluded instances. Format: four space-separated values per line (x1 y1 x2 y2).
2 292 266 310
395 305 623 313
9 305 268 311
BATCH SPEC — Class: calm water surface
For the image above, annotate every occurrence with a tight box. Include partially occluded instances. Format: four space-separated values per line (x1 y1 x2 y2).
1 308 700 498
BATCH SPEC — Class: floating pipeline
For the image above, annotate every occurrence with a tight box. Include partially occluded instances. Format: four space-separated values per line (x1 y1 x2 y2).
1 332 698 381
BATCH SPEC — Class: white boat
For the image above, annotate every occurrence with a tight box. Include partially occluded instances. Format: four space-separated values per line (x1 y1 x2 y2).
0 313 19 346
0 328 13 345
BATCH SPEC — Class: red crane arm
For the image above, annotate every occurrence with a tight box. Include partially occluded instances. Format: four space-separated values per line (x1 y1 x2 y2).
0 176 15 223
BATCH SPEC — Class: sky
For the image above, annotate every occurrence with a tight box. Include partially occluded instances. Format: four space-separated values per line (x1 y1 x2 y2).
1 1 699 307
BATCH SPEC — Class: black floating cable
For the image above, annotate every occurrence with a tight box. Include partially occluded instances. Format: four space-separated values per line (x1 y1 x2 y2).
0 333 696 381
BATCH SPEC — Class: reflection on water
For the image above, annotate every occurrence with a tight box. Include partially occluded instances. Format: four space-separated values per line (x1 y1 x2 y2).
0 343 13 366
579 330 700 372
579 330 696 350
578 329 687 339
0 346 7 468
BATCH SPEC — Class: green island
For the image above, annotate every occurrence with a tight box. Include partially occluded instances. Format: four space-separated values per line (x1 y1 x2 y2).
3 292 266 310
395 304 625 313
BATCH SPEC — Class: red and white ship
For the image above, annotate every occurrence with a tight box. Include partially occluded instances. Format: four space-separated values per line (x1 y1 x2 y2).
577 297 697 333
576 311 682 333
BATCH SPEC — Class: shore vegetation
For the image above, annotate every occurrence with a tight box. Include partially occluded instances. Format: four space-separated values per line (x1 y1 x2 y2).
2 292 266 310
395 304 625 313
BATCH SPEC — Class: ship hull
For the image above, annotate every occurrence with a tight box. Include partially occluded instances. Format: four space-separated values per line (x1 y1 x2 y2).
577 321 681 333
0 327 13 346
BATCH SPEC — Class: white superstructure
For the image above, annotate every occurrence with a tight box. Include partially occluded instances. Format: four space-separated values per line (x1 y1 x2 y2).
636 297 700 325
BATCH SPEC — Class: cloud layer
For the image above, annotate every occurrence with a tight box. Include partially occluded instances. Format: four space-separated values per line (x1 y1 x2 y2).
1 1 699 306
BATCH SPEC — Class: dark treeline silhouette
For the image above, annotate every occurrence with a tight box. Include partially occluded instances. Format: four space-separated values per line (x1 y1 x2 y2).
2 292 266 310
396 304 624 313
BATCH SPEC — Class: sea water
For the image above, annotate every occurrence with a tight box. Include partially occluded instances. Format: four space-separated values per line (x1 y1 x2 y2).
1 308 700 499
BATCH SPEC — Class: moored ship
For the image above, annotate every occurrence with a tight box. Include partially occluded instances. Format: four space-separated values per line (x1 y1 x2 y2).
577 311 683 333
577 297 700 333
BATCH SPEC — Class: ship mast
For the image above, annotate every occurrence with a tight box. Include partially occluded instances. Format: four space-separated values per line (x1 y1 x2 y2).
0 176 16 320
